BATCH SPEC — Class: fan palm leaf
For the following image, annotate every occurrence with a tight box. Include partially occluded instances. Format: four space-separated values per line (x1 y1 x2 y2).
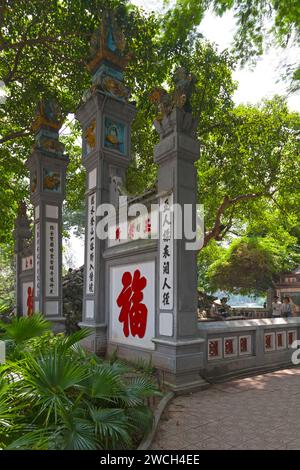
59 410 97 450
126 405 154 435
55 328 91 353
77 365 124 403
88 406 132 449
5 426 58 450
118 376 160 407
0 314 51 344
17 347 90 424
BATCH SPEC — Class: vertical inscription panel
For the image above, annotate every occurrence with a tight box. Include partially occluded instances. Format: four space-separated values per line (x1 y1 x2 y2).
35 222 40 296
159 193 174 310
86 193 96 295
45 222 58 296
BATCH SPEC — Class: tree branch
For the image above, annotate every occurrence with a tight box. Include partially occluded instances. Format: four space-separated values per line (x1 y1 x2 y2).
202 192 265 249
0 129 30 144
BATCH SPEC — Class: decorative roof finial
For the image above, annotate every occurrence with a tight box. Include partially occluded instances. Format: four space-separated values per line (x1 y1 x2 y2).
150 67 198 137
83 9 132 102
32 98 63 133
87 10 130 75
150 67 196 120
31 98 65 156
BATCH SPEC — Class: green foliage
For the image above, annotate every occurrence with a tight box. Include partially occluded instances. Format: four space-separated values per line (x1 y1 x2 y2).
0 0 157 244
0 313 51 343
207 236 300 295
197 240 227 291
0 0 237 246
0 247 14 307
211 0 300 88
199 97 300 232
0 320 159 450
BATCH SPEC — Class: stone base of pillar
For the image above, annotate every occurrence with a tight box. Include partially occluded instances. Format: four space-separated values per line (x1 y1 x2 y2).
158 372 210 394
78 323 107 355
47 317 66 334
152 337 209 393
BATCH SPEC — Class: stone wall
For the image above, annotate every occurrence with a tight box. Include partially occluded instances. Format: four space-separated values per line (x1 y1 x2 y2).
198 317 300 381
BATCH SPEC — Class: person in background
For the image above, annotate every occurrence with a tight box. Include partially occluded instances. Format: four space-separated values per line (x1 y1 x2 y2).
290 298 298 317
219 297 230 319
272 295 282 318
281 296 293 318
210 299 221 318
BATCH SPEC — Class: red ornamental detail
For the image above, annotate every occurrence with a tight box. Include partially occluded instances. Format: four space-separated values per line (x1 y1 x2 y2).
117 269 148 338
288 332 294 346
27 287 34 317
128 222 135 240
240 337 248 353
277 334 283 348
116 227 120 240
209 340 219 357
144 218 151 234
265 334 272 349
225 339 234 355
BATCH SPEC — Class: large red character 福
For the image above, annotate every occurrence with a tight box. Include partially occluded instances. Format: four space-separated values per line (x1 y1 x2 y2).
116 269 148 338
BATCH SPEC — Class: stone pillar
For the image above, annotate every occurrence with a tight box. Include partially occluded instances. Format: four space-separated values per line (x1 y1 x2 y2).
26 99 69 331
13 201 33 316
76 10 136 353
151 82 207 391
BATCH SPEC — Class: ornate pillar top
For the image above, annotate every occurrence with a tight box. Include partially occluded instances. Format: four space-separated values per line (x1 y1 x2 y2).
13 200 32 252
14 201 30 230
83 9 132 103
150 67 198 138
31 98 65 157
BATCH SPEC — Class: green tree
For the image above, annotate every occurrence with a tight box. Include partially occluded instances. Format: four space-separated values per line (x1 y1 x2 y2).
207 235 300 295
212 0 300 87
0 0 236 248
166 0 300 89
199 97 300 249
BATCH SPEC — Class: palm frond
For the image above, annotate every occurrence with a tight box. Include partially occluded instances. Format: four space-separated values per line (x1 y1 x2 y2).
5 426 57 450
126 405 154 436
18 348 90 424
88 406 132 449
0 314 51 344
56 328 91 353
77 366 123 402
60 413 97 450
119 376 160 407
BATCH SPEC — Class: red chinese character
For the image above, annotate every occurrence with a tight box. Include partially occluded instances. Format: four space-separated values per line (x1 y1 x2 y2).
117 269 148 338
27 286 34 316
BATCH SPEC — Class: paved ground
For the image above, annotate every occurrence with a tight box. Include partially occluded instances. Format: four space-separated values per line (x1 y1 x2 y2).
151 368 300 450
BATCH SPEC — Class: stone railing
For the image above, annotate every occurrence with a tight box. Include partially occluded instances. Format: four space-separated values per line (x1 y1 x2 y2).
198 317 300 382
230 307 269 319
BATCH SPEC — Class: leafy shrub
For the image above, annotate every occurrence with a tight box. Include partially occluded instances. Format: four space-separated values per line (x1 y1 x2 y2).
0 322 159 450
